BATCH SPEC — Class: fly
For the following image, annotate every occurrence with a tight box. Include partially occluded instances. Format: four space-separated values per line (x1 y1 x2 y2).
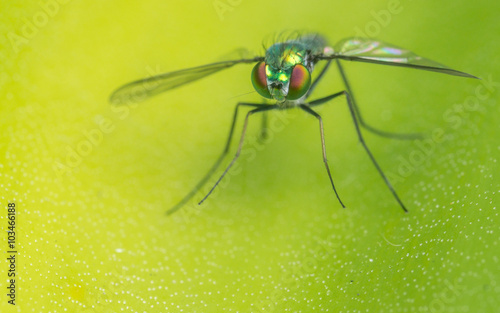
109 33 477 215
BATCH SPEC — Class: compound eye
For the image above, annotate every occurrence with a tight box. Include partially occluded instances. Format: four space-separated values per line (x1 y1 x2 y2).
251 62 272 99
287 64 311 100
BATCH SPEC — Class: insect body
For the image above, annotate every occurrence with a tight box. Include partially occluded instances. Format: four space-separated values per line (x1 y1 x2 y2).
110 33 477 215
251 35 324 102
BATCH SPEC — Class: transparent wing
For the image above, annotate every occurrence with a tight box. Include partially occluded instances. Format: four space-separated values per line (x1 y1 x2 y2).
319 38 477 79
215 47 256 62
109 57 264 105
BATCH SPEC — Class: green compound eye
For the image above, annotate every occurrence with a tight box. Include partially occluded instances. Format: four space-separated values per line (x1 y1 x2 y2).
287 64 311 100
251 62 272 99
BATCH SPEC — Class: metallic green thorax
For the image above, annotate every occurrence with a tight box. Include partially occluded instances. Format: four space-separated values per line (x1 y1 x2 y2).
264 34 327 102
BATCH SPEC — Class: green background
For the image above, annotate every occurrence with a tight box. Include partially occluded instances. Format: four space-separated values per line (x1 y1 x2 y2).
1 0 499 312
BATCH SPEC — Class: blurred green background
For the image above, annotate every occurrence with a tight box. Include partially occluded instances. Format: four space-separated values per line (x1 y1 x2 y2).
1 0 499 312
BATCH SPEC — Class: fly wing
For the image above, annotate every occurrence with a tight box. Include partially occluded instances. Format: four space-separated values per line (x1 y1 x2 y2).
109 57 264 105
319 38 477 79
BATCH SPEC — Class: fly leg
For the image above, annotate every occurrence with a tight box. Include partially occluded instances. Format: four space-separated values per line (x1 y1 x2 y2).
299 104 345 208
308 91 408 213
198 105 280 205
335 59 423 140
258 111 269 142
166 102 274 215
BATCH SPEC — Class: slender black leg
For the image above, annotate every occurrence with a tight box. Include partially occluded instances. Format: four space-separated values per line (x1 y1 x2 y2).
335 59 422 140
306 60 332 99
258 111 269 142
166 102 269 215
299 104 345 208
198 105 280 205
309 91 408 213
